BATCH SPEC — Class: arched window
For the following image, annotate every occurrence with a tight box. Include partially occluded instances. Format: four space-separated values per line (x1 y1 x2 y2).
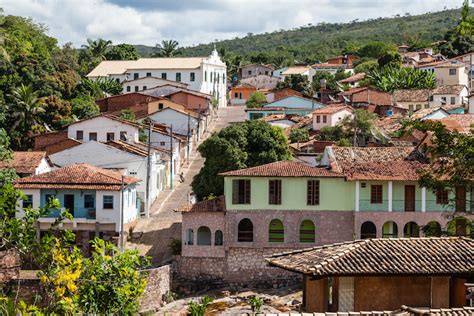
403 222 419 237
238 218 253 242
447 217 471 237
186 228 194 245
268 219 284 243
299 220 315 243
360 221 376 239
197 226 211 245
215 230 223 246
423 221 442 237
382 221 398 238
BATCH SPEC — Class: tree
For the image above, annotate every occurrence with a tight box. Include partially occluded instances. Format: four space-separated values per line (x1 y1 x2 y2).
191 120 291 200
245 92 267 108
82 38 112 61
5 84 45 149
377 51 402 68
71 94 99 119
40 95 73 130
289 128 309 144
367 66 436 92
354 59 378 74
357 41 397 59
340 109 382 146
105 43 140 60
120 109 136 121
153 40 180 57
276 74 309 93
439 1 474 57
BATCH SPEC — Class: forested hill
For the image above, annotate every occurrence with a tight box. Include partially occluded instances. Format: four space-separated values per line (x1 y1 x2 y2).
136 8 460 61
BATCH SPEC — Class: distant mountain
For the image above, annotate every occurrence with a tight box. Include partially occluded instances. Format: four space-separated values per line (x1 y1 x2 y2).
136 8 460 61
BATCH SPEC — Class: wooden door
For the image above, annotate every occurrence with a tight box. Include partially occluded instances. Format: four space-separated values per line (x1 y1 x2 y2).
455 186 466 212
404 185 416 212
64 194 75 217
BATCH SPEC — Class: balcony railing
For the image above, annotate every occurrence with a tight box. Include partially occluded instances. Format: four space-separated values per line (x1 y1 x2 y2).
358 199 455 212
43 207 96 220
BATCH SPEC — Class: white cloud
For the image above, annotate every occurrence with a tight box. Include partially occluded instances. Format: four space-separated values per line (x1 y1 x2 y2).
0 0 460 48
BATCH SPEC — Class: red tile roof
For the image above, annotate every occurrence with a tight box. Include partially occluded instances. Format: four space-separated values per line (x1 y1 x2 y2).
179 195 226 213
338 72 365 84
267 237 474 276
14 163 139 191
437 114 474 134
312 105 352 115
0 152 51 174
219 161 343 177
342 160 427 181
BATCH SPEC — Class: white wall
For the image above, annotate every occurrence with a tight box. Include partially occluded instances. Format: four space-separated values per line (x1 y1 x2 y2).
35 158 52 175
122 77 185 93
430 89 468 107
67 116 139 144
434 67 469 86
312 110 352 130
145 108 198 136
469 96 474 114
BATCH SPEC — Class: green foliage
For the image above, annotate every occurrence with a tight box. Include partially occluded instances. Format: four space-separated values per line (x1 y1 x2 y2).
71 94 100 119
353 58 378 74
336 138 352 147
276 74 309 93
40 95 73 129
168 238 182 255
366 65 436 92
319 126 345 142
312 70 350 92
357 41 397 59
248 296 263 313
377 51 402 68
289 128 309 143
192 120 291 200
153 40 181 57
187 296 213 316
105 43 139 60
245 91 267 108
439 1 474 57
120 109 137 122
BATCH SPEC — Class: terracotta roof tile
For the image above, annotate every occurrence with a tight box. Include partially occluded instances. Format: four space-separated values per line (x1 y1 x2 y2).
432 85 467 95
409 107 449 120
312 105 352 115
342 160 427 181
393 89 430 102
219 161 343 177
338 72 365 83
179 196 226 213
14 163 140 191
267 237 474 276
0 152 50 174
436 114 474 134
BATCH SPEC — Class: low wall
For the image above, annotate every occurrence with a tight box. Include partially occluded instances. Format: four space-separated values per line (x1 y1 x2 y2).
139 265 172 313
0 249 20 283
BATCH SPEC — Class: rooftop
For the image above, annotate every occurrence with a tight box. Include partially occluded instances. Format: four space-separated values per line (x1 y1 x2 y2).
179 195 226 213
267 237 474 276
338 72 365 83
432 85 467 95
0 151 51 175
14 163 140 191
312 105 352 115
219 161 343 178
281 66 312 75
436 114 474 134
393 89 430 102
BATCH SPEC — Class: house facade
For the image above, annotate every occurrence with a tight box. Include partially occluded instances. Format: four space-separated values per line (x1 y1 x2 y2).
239 74 280 90
122 77 188 93
178 147 472 286
87 48 227 107
312 105 353 130
229 85 256 106
14 164 140 253
434 61 469 87
239 64 274 79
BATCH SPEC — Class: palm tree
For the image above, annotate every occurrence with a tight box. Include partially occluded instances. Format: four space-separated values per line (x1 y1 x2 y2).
82 38 113 61
7 84 45 136
0 9 10 62
153 40 180 57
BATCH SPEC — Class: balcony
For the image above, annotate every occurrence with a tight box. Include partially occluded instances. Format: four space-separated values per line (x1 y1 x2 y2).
358 199 453 212
43 208 96 220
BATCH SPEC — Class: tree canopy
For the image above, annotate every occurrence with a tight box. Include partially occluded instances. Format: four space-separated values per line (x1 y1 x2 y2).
245 91 267 108
191 120 291 200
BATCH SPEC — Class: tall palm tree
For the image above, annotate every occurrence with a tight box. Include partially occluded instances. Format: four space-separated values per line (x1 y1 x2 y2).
153 40 180 57
82 38 113 61
7 84 45 136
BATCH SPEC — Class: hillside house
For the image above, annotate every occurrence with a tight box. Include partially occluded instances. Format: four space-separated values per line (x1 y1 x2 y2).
14 164 140 253
312 105 353 130
240 74 280 90
87 48 227 107
230 84 256 106
0 151 53 177
238 63 274 79
281 66 315 82
434 60 469 87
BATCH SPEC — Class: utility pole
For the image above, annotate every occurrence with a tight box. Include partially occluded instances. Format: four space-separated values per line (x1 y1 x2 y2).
197 104 202 142
145 120 152 218
170 124 173 190
353 110 357 147
187 112 191 162
119 175 125 251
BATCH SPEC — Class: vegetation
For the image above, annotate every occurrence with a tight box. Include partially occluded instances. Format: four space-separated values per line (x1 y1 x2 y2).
153 40 181 57
192 120 291 200
366 65 436 92
439 0 474 57
248 296 263 313
187 296 213 316
289 128 310 144
245 91 267 108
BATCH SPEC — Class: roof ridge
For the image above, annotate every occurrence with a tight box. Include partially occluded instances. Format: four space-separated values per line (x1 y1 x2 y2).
313 239 368 274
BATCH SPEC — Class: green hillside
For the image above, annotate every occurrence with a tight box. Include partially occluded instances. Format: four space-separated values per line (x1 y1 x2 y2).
137 8 460 62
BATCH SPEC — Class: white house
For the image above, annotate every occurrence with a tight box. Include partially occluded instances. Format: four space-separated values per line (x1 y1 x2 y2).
433 60 469 87
430 85 469 107
281 66 315 83
122 76 188 93
87 48 227 107
140 107 200 141
48 141 166 214
312 105 353 131
0 151 53 177
239 75 280 90
14 164 140 250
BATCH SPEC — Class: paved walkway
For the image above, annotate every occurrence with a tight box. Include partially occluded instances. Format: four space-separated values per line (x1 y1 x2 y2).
126 106 245 265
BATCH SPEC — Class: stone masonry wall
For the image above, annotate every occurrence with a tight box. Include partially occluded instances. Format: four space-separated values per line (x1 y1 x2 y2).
0 249 20 284
139 265 172 313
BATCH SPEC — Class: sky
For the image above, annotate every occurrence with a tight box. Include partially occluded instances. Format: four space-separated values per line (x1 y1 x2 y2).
0 0 461 48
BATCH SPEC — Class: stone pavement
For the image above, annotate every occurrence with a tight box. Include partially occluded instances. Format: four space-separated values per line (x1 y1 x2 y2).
126 105 246 265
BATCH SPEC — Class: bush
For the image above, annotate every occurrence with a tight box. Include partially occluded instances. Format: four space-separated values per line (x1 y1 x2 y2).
289 128 309 143
187 295 213 316
245 92 267 108
248 296 263 313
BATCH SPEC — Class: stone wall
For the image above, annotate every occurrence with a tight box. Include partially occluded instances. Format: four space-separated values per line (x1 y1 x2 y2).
0 249 20 283
139 265 172 313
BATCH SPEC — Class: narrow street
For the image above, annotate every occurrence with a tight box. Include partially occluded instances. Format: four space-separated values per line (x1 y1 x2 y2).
126 105 246 265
